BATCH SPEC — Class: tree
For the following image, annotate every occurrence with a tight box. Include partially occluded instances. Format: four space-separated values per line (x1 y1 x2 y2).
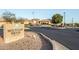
51 14 63 24
2 11 16 22
74 23 79 27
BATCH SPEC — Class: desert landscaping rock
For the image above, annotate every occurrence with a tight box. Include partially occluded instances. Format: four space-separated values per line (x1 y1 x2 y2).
0 31 52 50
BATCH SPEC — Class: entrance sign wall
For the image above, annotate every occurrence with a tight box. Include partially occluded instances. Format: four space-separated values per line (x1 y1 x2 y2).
3 22 24 43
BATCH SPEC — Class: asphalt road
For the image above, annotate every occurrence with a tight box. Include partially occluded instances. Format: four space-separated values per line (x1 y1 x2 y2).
28 27 79 50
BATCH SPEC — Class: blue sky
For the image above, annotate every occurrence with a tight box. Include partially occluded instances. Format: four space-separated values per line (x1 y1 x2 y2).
0 9 79 23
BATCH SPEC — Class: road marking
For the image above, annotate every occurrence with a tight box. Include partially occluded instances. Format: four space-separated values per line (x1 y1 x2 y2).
39 33 69 50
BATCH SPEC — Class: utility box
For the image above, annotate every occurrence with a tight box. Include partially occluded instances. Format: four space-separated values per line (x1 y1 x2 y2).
3 21 24 43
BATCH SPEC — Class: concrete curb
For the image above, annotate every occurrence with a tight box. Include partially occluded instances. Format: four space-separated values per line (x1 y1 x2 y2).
39 33 53 50
39 33 69 50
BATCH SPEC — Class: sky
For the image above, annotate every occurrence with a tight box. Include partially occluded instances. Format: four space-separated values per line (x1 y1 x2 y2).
0 9 79 23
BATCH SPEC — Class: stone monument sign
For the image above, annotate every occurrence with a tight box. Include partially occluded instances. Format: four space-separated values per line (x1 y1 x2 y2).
3 21 24 43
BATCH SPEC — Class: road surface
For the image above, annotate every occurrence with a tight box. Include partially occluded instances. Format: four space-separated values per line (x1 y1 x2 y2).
28 27 79 50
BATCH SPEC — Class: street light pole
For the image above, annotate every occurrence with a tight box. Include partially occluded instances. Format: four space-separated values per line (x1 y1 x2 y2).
72 18 74 28
64 12 66 27
32 11 34 19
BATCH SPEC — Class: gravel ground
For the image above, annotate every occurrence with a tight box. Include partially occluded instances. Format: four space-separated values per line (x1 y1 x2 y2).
0 31 52 50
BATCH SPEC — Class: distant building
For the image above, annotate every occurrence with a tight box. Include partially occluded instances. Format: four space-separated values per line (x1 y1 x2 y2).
39 19 51 25
0 18 52 27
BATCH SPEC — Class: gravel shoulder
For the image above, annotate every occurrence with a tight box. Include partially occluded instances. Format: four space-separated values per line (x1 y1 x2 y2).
0 31 52 50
